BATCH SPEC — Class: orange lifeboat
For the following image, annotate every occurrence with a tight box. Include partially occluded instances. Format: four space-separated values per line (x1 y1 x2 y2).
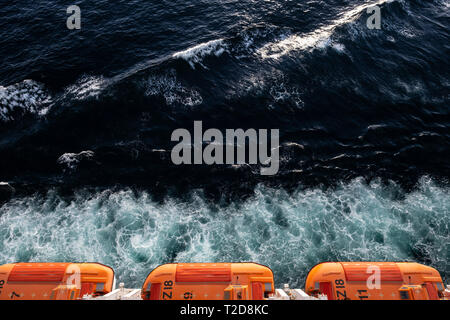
141 263 274 300
305 262 446 300
0 263 114 300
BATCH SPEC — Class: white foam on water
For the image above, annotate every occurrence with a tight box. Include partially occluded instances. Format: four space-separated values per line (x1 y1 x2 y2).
332 43 346 52
172 39 227 69
145 70 203 107
229 72 304 110
269 81 304 109
0 79 52 121
0 177 448 287
57 150 95 171
257 0 396 59
398 28 417 39
64 75 106 101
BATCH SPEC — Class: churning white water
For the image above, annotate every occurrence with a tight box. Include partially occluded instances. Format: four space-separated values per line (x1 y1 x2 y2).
0 177 448 288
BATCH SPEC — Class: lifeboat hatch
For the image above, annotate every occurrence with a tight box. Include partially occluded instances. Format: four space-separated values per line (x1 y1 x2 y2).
80 283 94 297
252 282 263 300
224 285 248 300
399 288 410 300
149 283 161 300
318 282 334 300
424 282 439 300
399 285 426 300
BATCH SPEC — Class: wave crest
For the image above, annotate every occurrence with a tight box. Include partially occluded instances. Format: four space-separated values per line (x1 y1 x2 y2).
172 39 227 69
257 0 396 59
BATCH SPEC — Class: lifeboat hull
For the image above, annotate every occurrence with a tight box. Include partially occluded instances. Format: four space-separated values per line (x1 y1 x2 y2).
305 262 445 300
0 263 114 300
141 263 275 300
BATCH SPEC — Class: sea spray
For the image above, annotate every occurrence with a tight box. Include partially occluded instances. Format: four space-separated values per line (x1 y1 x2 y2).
0 177 448 288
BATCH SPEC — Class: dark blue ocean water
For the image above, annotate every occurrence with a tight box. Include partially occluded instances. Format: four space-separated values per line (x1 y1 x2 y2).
0 0 449 287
